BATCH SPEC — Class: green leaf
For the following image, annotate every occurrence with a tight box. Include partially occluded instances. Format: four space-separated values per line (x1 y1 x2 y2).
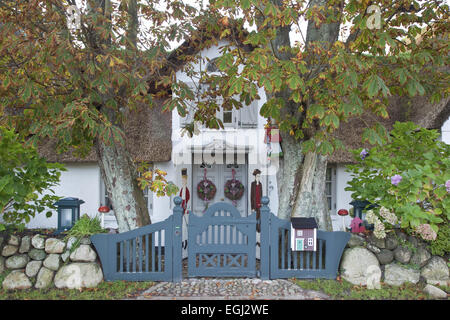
241 0 251 10
365 75 379 98
22 83 32 101
308 104 325 119
287 74 303 91
291 91 301 103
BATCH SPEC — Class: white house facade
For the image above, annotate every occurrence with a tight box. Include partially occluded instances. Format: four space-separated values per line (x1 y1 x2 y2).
24 41 450 233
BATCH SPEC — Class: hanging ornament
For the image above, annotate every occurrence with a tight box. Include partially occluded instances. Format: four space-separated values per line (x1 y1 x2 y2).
197 168 216 210
224 168 245 207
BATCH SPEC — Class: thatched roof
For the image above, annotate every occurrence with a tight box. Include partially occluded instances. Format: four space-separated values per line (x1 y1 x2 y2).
328 95 450 164
38 99 172 163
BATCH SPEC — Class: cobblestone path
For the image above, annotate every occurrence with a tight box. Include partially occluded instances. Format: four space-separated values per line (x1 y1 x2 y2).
130 278 330 300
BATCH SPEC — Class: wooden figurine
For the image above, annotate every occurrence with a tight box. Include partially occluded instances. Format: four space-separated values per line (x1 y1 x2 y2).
251 169 262 232
179 168 190 214
180 168 190 251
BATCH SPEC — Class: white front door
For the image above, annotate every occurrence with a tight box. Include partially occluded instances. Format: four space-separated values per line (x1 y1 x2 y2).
192 158 248 217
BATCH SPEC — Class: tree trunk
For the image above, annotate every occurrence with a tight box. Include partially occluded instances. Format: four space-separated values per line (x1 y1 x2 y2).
261 0 340 230
88 0 150 233
276 133 303 221
276 134 332 231
96 137 151 233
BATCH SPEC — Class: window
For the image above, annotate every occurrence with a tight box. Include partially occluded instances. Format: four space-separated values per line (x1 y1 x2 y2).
100 177 152 216
100 180 113 211
308 238 314 247
297 230 303 237
325 166 336 214
215 97 238 128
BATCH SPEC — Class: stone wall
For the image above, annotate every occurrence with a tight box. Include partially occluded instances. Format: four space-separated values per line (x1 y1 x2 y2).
340 229 449 298
0 233 103 290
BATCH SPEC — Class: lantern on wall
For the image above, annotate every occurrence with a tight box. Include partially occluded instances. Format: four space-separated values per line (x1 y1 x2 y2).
349 200 372 220
350 199 376 230
54 197 85 233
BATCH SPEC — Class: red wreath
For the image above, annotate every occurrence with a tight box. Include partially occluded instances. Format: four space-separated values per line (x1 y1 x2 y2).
197 168 216 201
224 168 245 206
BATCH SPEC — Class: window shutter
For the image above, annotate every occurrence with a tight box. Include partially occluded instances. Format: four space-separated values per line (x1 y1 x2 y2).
179 82 196 127
239 100 258 128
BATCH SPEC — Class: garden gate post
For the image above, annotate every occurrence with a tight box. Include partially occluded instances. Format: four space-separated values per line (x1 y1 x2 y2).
259 196 271 280
172 196 183 282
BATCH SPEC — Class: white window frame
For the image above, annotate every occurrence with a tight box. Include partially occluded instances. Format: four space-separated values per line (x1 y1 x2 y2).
215 97 238 129
100 176 153 217
325 165 337 215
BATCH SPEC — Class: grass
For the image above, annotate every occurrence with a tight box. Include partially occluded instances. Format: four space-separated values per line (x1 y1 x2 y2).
0 278 156 300
292 277 448 300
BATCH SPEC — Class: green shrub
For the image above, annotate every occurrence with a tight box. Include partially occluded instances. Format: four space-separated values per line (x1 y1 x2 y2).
65 214 106 239
64 214 107 253
346 121 450 241
0 126 66 231
428 217 450 256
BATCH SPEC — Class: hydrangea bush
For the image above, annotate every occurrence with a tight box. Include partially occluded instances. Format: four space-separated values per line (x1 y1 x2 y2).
346 122 450 246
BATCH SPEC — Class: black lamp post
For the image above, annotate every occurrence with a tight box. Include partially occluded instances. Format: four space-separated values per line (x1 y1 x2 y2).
54 197 85 233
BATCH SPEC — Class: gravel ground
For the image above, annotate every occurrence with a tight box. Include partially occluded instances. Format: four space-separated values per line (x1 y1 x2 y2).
129 278 330 300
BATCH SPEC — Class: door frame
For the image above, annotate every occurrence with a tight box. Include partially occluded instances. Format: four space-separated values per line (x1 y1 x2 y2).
191 153 249 217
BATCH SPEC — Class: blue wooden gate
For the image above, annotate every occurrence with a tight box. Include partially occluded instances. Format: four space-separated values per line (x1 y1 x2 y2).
91 197 183 282
92 196 349 282
259 197 350 280
187 202 258 277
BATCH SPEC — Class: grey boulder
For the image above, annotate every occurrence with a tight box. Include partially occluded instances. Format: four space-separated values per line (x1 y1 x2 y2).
69 245 97 262
423 284 448 299
340 247 380 285
45 238 66 254
43 254 61 271
393 246 412 264
2 271 32 290
376 249 394 265
25 260 43 278
54 263 103 289
8 235 20 246
385 233 398 250
5 254 29 269
31 234 45 249
410 247 431 268
35 267 54 289
384 263 420 286
421 256 449 285
28 248 47 261
347 234 366 248
19 236 31 253
2 245 18 257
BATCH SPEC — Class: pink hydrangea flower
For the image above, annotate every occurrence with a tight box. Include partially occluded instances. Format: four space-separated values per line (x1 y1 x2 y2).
391 174 402 186
415 224 437 241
